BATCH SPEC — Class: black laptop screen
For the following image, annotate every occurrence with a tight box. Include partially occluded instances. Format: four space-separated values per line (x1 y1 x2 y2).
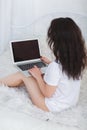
11 39 40 62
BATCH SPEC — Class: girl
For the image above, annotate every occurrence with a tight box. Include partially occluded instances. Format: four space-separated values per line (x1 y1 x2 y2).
0 17 87 112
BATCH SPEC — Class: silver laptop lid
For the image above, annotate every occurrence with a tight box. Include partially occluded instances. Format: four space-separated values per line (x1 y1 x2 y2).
10 39 41 64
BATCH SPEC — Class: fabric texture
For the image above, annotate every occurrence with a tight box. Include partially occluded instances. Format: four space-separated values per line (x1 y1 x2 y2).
44 61 81 112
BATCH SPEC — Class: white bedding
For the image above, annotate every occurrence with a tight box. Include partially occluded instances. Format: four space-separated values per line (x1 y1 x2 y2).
0 46 87 130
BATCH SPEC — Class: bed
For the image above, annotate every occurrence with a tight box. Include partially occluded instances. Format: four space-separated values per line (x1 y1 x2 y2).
0 12 87 130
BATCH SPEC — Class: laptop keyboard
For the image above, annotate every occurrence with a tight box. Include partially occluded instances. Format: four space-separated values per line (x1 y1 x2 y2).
17 61 46 71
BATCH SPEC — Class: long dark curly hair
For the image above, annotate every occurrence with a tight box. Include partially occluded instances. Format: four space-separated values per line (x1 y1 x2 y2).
47 17 87 79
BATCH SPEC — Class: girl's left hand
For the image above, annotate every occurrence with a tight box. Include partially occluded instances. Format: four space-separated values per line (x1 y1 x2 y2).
28 66 42 79
41 56 51 64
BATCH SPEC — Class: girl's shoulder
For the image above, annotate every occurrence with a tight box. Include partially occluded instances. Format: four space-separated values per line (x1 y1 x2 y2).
48 60 62 72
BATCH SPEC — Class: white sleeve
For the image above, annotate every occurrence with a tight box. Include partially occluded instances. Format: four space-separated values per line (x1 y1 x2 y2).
44 61 61 86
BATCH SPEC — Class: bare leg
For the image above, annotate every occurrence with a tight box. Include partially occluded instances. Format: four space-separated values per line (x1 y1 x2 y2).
23 76 49 111
0 72 24 87
0 72 49 111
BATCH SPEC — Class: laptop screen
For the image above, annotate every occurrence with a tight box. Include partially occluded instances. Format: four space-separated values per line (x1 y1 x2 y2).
11 39 40 62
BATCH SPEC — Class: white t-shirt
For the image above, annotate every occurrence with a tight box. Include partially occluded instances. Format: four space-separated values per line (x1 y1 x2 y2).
44 61 81 112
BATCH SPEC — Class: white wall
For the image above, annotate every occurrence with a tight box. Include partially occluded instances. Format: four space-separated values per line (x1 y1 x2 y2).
34 0 87 19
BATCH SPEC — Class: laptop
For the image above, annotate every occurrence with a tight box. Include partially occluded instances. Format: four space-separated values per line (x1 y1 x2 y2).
10 39 47 76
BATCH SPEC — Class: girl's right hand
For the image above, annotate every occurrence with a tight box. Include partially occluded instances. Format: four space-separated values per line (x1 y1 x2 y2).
41 56 51 64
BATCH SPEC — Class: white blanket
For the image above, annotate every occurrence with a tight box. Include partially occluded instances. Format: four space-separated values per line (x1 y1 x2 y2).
0 49 87 130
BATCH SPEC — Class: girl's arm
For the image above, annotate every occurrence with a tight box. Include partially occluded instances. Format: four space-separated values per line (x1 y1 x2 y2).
28 66 56 98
